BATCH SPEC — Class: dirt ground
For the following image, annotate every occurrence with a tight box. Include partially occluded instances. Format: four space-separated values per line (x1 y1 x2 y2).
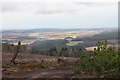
2 52 95 78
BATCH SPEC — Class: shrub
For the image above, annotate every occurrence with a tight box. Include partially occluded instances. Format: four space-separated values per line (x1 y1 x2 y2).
38 62 51 68
75 40 119 78
59 60 68 67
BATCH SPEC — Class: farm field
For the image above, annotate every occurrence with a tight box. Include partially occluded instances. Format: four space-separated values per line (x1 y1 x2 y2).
66 41 84 46
2 29 103 45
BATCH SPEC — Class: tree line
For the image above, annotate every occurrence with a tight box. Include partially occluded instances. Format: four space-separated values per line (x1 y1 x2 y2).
2 42 28 53
2 42 84 57
30 45 83 57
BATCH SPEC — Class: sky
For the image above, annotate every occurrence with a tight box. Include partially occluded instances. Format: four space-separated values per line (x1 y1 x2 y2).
0 0 119 30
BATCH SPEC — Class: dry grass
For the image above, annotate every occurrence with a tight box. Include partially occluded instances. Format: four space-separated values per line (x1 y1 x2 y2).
2 52 78 66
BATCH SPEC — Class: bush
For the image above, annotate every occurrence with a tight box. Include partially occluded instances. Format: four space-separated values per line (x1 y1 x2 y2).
59 60 68 67
38 62 51 68
75 40 119 78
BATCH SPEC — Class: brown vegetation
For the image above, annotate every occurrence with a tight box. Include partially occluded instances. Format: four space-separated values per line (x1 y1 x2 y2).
2 52 81 78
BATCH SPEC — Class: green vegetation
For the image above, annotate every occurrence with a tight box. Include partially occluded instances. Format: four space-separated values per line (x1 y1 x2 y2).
59 61 68 67
59 47 69 57
66 41 84 46
38 62 51 68
15 36 37 40
78 30 118 41
2 40 119 78
75 40 119 78
31 40 69 50
29 39 85 57
2 42 28 53
5 61 52 72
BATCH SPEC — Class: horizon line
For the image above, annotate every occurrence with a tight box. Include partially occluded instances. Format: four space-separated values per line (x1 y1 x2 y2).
2 27 118 31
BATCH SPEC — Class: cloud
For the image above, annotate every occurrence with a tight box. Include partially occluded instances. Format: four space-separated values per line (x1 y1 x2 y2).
0 1 117 14
74 2 116 6
0 2 80 14
1 0 117 30
0 0 119 3
35 3 81 14
1 2 34 12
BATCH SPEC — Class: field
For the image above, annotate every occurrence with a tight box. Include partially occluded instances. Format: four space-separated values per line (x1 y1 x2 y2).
66 41 84 46
2 29 103 45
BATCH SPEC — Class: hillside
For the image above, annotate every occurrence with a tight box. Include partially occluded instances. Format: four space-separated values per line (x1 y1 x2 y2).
77 29 118 41
2 28 114 33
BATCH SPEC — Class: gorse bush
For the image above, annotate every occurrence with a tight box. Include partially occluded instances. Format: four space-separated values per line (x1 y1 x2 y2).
75 40 119 78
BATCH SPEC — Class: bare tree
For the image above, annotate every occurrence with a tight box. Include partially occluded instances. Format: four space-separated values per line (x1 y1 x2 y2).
9 41 21 64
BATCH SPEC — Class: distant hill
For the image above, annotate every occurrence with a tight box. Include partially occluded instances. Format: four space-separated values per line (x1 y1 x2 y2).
2 28 115 33
71 29 118 47
77 29 118 41
2 29 80 33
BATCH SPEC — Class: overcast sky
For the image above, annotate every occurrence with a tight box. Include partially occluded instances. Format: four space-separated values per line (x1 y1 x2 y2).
0 0 119 30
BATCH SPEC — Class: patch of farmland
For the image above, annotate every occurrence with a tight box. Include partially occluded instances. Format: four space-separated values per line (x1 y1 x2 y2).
66 41 84 46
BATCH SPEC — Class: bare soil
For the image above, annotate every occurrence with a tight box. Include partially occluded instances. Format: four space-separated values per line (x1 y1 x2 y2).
2 52 95 78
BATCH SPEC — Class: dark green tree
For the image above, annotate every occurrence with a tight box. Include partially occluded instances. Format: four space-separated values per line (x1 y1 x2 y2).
49 47 58 56
59 47 69 57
